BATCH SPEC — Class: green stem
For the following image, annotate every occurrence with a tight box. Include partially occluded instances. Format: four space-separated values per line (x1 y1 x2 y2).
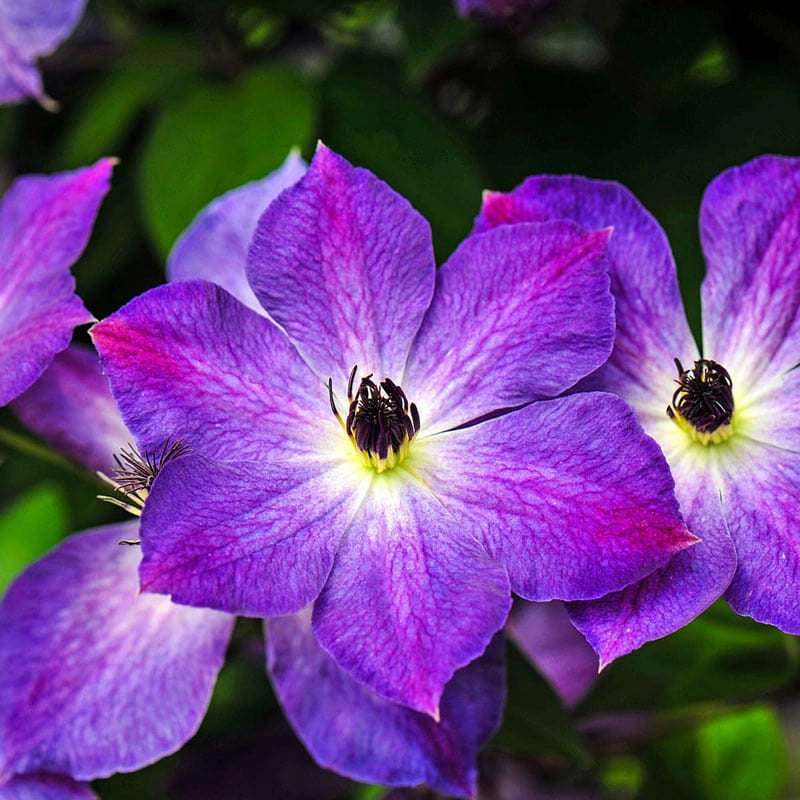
0 426 92 481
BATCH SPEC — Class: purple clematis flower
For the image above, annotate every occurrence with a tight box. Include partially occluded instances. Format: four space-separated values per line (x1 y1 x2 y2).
1 156 507 799
91 143 695 719
0 158 112 408
476 154 800 664
0 0 87 108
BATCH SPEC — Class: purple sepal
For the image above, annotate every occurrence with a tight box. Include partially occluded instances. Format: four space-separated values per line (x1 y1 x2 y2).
0 159 113 407
477 175 696 427
0 524 233 782
138 454 362 617
0 774 95 800
247 143 435 386
12 344 129 474
0 0 87 107
404 220 614 434
267 610 505 799
311 472 511 717
567 463 736 666
507 601 597 707
168 151 307 314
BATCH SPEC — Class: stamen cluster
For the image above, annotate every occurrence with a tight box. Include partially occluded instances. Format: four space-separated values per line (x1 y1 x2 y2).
329 366 420 472
667 358 734 444
98 438 190 530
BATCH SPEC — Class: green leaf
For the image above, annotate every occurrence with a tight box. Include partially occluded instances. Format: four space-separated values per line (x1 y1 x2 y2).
56 35 203 170
0 483 69 594
697 705 785 800
581 602 798 714
321 56 485 260
139 65 317 257
491 640 591 766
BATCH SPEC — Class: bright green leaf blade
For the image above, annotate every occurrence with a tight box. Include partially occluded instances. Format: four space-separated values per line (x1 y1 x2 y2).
0 483 69 594
57 35 203 170
697 705 786 800
139 65 317 257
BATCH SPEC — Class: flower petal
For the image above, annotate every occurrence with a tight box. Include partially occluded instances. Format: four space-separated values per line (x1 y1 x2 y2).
0 523 233 782
139 454 367 616
312 472 511 716
247 143 435 385
0 775 95 800
0 160 112 406
414 393 696 603
12 344 129 474
404 220 614 434
476 175 697 427
0 0 86 106
718 438 800 633
567 454 736 666
167 151 306 315
266 610 505 798
507 601 597 707
91 280 335 463
700 155 800 395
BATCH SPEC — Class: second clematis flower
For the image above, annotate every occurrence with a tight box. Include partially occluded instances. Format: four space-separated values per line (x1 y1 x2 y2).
92 143 695 717
477 154 800 664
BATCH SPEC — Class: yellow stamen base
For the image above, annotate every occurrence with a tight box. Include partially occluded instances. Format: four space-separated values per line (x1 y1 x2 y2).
670 411 735 446
352 435 412 473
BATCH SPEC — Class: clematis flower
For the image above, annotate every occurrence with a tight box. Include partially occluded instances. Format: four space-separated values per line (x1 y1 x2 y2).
475 154 800 664
92 143 695 719
0 0 87 108
0 158 112 408
0 157 506 800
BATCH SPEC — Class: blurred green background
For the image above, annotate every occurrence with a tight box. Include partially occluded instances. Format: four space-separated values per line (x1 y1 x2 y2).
1 1 800 797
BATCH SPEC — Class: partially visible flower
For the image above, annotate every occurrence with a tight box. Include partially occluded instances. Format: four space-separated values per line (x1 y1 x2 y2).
0 0 87 108
455 0 555 26
0 159 112 408
0 774 96 800
476 155 800 664
92 143 695 721
507 601 598 708
1 156 506 799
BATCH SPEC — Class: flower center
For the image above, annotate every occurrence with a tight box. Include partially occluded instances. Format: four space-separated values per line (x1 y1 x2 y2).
328 365 420 473
666 358 734 445
97 439 190 541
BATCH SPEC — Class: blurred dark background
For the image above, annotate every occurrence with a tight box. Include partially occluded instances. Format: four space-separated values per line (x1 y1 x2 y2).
1 1 800 797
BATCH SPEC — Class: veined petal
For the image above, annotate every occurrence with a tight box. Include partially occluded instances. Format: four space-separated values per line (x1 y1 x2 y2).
0 0 86 106
507 601 597 707
12 344 129 474
247 143 436 386
312 473 511 716
0 524 233 782
0 775 95 800
567 452 736 666
266 611 505 799
476 176 698 427
167 152 307 315
700 155 800 395
404 221 614 434
139 454 367 616
718 437 800 633
91 280 335 464
0 160 112 406
413 393 696 603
